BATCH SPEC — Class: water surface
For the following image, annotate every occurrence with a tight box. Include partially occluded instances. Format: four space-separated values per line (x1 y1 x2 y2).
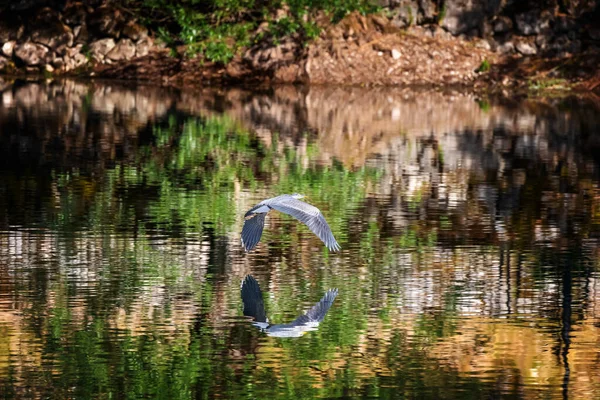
1 79 600 399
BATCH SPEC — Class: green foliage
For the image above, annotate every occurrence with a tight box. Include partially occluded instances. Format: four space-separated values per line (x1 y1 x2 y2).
476 59 490 73
476 99 490 111
437 1 447 23
126 0 378 63
528 77 570 91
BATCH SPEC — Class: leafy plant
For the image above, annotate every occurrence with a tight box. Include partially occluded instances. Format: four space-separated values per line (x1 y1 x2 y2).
124 0 378 63
437 1 447 23
476 59 490 73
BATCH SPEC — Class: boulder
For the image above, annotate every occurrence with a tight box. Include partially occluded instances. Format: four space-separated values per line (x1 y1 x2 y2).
440 0 502 36
63 2 91 25
0 55 9 71
493 16 512 33
2 41 16 57
73 24 89 44
63 47 87 71
135 37 153 57
417 0 437 24
553 16 576 33
496 40 514 54
244 37 298 71
122 21 148 41
30 8 74 49
515 40 537 55
389 2 418 29
89 38 116 61
0 12 24 42
515 10 552 36
14 42 49 66
106 38 136 61
87 6 126 39
52 56 64 69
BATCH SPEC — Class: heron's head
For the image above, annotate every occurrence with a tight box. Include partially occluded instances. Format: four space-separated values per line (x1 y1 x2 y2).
291 193 305 199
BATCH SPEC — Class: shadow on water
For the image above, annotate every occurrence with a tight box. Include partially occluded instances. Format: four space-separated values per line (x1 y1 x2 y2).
1 78 600 398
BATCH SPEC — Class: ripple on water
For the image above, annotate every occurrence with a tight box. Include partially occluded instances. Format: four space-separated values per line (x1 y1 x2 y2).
1 81 600 398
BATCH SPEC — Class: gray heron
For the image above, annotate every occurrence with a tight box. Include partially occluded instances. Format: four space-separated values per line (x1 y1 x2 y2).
241 275 338 338
241 193 341 252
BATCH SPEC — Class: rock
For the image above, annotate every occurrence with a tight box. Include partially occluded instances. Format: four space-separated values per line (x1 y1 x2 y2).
480 20 493 37
391 48 401 59
389 3 418 29
2 41 16 57
515 10 551 36
567 30 578 40
122 21 148 41
474 39 492 50
439 0 502 36
567 39 581 54
63 1 91 25
371 14 390 32
45 64 54 73
106 38 136 61
54 44 70 57
497 41 515 54
73 24 89 44
69 43 84 57
135 37 153 57
64 43 89 70
431 24 454 40
515 40 537 55
87 6 126 39
73 52 87 67
493 16 513 33
30 8 74 49
417 0 437 24
52 56 64 69
14 42 49 66
89 38 116 61
244 38 298 71
554 16 576 33
535 34 549 51
550 35 581 54
0 55 10 71
0 12 24 42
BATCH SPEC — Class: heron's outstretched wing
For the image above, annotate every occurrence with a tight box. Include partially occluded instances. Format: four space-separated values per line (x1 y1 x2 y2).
290 288 339 326
241 275 267 323
269 199 341 252
241 213 266 252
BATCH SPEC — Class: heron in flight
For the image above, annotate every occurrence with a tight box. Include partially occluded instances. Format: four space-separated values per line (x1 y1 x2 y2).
241 193 341 252
241 275 338 338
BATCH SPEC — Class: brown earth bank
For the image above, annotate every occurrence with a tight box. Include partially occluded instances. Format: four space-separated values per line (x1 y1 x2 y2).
1 1 600 94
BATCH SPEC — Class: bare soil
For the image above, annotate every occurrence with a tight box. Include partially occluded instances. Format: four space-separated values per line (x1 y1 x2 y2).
91 12 600 96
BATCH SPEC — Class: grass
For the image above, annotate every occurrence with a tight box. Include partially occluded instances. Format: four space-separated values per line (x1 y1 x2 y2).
124 0 378 64
476 59 491 73
528 77 571 91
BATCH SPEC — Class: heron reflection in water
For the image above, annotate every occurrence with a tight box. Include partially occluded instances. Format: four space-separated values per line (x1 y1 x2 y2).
241 275 338 338
241 193 341 252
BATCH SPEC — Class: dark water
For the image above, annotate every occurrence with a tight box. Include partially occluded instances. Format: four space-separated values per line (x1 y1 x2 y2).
1 79 600 399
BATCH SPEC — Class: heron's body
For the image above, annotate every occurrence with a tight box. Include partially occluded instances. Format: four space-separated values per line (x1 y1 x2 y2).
241 275 338 338
241 193 340 252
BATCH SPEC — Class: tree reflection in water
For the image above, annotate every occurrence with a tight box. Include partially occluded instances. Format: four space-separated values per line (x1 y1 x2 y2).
0 79 600 398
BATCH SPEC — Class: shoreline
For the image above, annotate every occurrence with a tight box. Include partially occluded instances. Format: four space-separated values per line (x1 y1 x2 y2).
1 6 599 96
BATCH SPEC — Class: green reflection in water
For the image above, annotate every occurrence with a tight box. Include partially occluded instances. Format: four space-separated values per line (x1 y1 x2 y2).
2 92 600 399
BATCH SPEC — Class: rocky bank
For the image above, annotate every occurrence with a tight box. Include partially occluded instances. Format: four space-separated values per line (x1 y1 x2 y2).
0 0 599 91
